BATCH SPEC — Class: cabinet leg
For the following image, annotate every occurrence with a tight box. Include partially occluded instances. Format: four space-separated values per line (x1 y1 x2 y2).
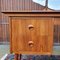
14 54 19 60
19 54 22 60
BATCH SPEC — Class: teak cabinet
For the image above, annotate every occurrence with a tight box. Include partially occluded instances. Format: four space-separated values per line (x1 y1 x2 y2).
3 12 60 60
11 16 53 54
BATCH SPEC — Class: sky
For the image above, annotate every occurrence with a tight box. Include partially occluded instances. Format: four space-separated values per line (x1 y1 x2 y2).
32 0 60 10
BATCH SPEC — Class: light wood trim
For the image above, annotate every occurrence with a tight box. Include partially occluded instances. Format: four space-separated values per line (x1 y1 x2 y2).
9 17 12 53
14 51 51 55
50 18 54 54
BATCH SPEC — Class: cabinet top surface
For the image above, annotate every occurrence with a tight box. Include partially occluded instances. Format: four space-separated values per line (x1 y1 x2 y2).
2 11 60 17
2 10 60 13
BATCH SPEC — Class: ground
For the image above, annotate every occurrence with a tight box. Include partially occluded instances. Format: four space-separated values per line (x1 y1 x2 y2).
0 45 60 59
0 45 9 59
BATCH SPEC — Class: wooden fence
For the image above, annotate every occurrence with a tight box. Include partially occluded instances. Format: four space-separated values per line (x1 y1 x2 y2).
0 0 60 45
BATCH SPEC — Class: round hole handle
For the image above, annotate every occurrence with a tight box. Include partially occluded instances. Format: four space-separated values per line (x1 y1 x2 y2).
28 25 34 29
28 41 34 47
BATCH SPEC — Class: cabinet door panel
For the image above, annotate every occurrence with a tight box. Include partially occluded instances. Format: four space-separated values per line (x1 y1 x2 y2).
11 17 53 54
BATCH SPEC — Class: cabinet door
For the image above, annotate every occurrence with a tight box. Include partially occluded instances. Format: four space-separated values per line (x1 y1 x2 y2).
11 17 53 54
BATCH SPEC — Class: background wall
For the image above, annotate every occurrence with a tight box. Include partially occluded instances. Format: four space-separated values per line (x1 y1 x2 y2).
0 0 53 44
1 0 45 12
0 0 45 44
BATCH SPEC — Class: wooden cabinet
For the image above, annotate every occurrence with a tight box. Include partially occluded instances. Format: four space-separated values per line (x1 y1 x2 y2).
3 12 57 60
10 16 53 55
